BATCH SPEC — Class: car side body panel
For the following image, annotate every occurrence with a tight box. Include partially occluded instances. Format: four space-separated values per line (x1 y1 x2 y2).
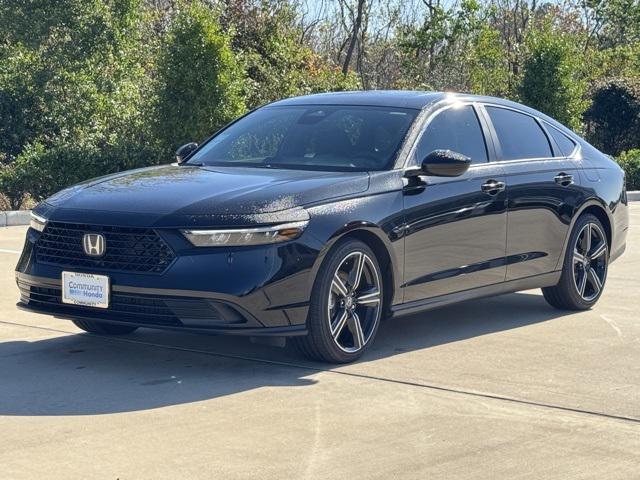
401 162 508 301
500 157 583 280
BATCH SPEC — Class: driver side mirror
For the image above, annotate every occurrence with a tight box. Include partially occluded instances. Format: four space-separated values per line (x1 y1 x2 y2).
176 142 198 164
406 149 471 178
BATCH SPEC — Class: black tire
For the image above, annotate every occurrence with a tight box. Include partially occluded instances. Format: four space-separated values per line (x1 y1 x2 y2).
72 319 138 335
542 213 608 310
294 239 384 363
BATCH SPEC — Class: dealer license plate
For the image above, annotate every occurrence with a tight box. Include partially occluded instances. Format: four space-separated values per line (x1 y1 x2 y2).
61 272 110 309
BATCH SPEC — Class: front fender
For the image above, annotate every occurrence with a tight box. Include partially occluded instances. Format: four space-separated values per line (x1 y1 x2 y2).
305 192 406 306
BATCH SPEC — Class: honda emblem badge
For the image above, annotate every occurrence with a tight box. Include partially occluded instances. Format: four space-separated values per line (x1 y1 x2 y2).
82 233 106 257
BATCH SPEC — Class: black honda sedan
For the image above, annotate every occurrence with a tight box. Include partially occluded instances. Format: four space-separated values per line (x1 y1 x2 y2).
16 91 629 363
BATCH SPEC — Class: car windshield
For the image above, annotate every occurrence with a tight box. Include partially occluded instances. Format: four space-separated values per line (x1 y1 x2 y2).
187 105 419 171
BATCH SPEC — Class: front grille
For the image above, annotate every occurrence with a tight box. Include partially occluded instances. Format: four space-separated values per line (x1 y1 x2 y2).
19 284 244 327
36 222 175 274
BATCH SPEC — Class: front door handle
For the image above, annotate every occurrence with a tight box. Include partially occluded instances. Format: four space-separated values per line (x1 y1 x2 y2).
481 179 506 195
554 173 574 186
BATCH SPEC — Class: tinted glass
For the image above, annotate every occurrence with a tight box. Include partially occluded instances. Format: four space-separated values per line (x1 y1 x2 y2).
547 125 577 157
486 107 552 160
415 105 488 164
188 106 418 171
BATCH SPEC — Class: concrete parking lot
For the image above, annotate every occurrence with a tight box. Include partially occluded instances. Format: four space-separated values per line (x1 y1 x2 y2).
0 206 638 479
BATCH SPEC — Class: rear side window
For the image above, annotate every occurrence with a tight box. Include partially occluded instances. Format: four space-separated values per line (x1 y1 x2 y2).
547 125 577 157
486 107 552 160
415 105 488 164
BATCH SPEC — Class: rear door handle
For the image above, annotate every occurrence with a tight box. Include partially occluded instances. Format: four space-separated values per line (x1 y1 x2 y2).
554 173 574 186
481 179 506 195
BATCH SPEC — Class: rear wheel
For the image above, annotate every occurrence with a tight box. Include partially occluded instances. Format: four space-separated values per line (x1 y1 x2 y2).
72 319 138 335
542 213 608 310
295 239 383 363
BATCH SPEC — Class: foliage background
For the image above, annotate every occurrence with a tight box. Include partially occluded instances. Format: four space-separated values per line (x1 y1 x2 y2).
1 0 639 208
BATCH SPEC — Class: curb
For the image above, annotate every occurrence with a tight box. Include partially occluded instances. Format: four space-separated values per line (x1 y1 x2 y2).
0 210 31 227
628 191 640 202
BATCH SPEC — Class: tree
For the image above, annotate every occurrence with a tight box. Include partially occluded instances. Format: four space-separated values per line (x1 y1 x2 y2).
339 0 367 75
154 1 245 153
519 25 588 130
221 0 358 109
584 78 640 156
469 26 511 97
397 0 486 91
577 0 640 51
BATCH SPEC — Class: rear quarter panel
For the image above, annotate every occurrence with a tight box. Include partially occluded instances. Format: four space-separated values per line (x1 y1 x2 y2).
571 143 628 263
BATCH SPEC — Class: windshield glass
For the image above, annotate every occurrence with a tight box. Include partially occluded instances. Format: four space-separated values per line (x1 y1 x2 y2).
187 105 418 171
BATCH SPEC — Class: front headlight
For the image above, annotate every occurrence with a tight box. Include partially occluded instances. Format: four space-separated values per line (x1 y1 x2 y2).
181 221 309 247
30 212 47 232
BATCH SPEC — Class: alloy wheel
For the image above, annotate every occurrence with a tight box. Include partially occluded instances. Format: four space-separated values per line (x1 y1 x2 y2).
328 251 382 353
572 222 608 302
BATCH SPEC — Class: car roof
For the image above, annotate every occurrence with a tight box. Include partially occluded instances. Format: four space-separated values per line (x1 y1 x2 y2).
269 90 443 109
269 90 542 109
268 90 575 136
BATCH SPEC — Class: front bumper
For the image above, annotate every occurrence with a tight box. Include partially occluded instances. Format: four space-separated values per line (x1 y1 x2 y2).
16 225 321 335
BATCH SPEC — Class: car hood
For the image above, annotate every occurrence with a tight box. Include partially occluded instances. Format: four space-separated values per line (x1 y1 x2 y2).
40 165 370 227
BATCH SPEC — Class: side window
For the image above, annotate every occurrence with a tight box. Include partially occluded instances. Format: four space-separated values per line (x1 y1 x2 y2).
415 105 488 164
486 107 552 160
546 125 577 157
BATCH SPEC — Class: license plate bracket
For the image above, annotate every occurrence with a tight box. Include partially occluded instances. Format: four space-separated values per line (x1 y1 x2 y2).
61 272 110 309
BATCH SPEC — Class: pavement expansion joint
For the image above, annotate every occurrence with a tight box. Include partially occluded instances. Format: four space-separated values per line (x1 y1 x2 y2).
2 318 639 426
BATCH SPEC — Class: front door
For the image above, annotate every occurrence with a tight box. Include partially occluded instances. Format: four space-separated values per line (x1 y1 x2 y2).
402 104 508 303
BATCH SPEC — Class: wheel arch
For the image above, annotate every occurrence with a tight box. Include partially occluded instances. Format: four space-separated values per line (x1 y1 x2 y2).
309 222 400 315
580 205 612 250
556 199 613 270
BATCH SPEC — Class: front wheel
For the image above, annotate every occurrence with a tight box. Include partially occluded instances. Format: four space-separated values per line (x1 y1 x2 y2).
295 239 383 363
543 214 608 310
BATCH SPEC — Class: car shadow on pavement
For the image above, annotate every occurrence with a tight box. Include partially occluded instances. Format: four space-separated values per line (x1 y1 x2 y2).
363 290 571 362
0 291 573 416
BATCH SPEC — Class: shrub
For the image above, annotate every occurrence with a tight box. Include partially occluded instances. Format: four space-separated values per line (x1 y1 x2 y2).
0 161 30 210
154 1 245 154
584 78 640 156
617 149 640 191
0 0 153 156
519 26 588 131
469 27 511 98
0 140 162 206
0 0 157 208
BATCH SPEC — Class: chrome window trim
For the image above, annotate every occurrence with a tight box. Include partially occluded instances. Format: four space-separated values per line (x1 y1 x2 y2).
481 103 559 163
394 104 435 170
401 100 491 169
483 157 568 166
541 120 581 159
397 97 585 172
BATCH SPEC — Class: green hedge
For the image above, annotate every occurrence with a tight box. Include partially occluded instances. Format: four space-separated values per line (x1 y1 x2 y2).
617 149 640 191
0 141 162 209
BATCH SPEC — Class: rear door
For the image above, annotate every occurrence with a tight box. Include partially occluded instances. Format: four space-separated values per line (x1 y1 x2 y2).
402 103 508 303
481 105 581 281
